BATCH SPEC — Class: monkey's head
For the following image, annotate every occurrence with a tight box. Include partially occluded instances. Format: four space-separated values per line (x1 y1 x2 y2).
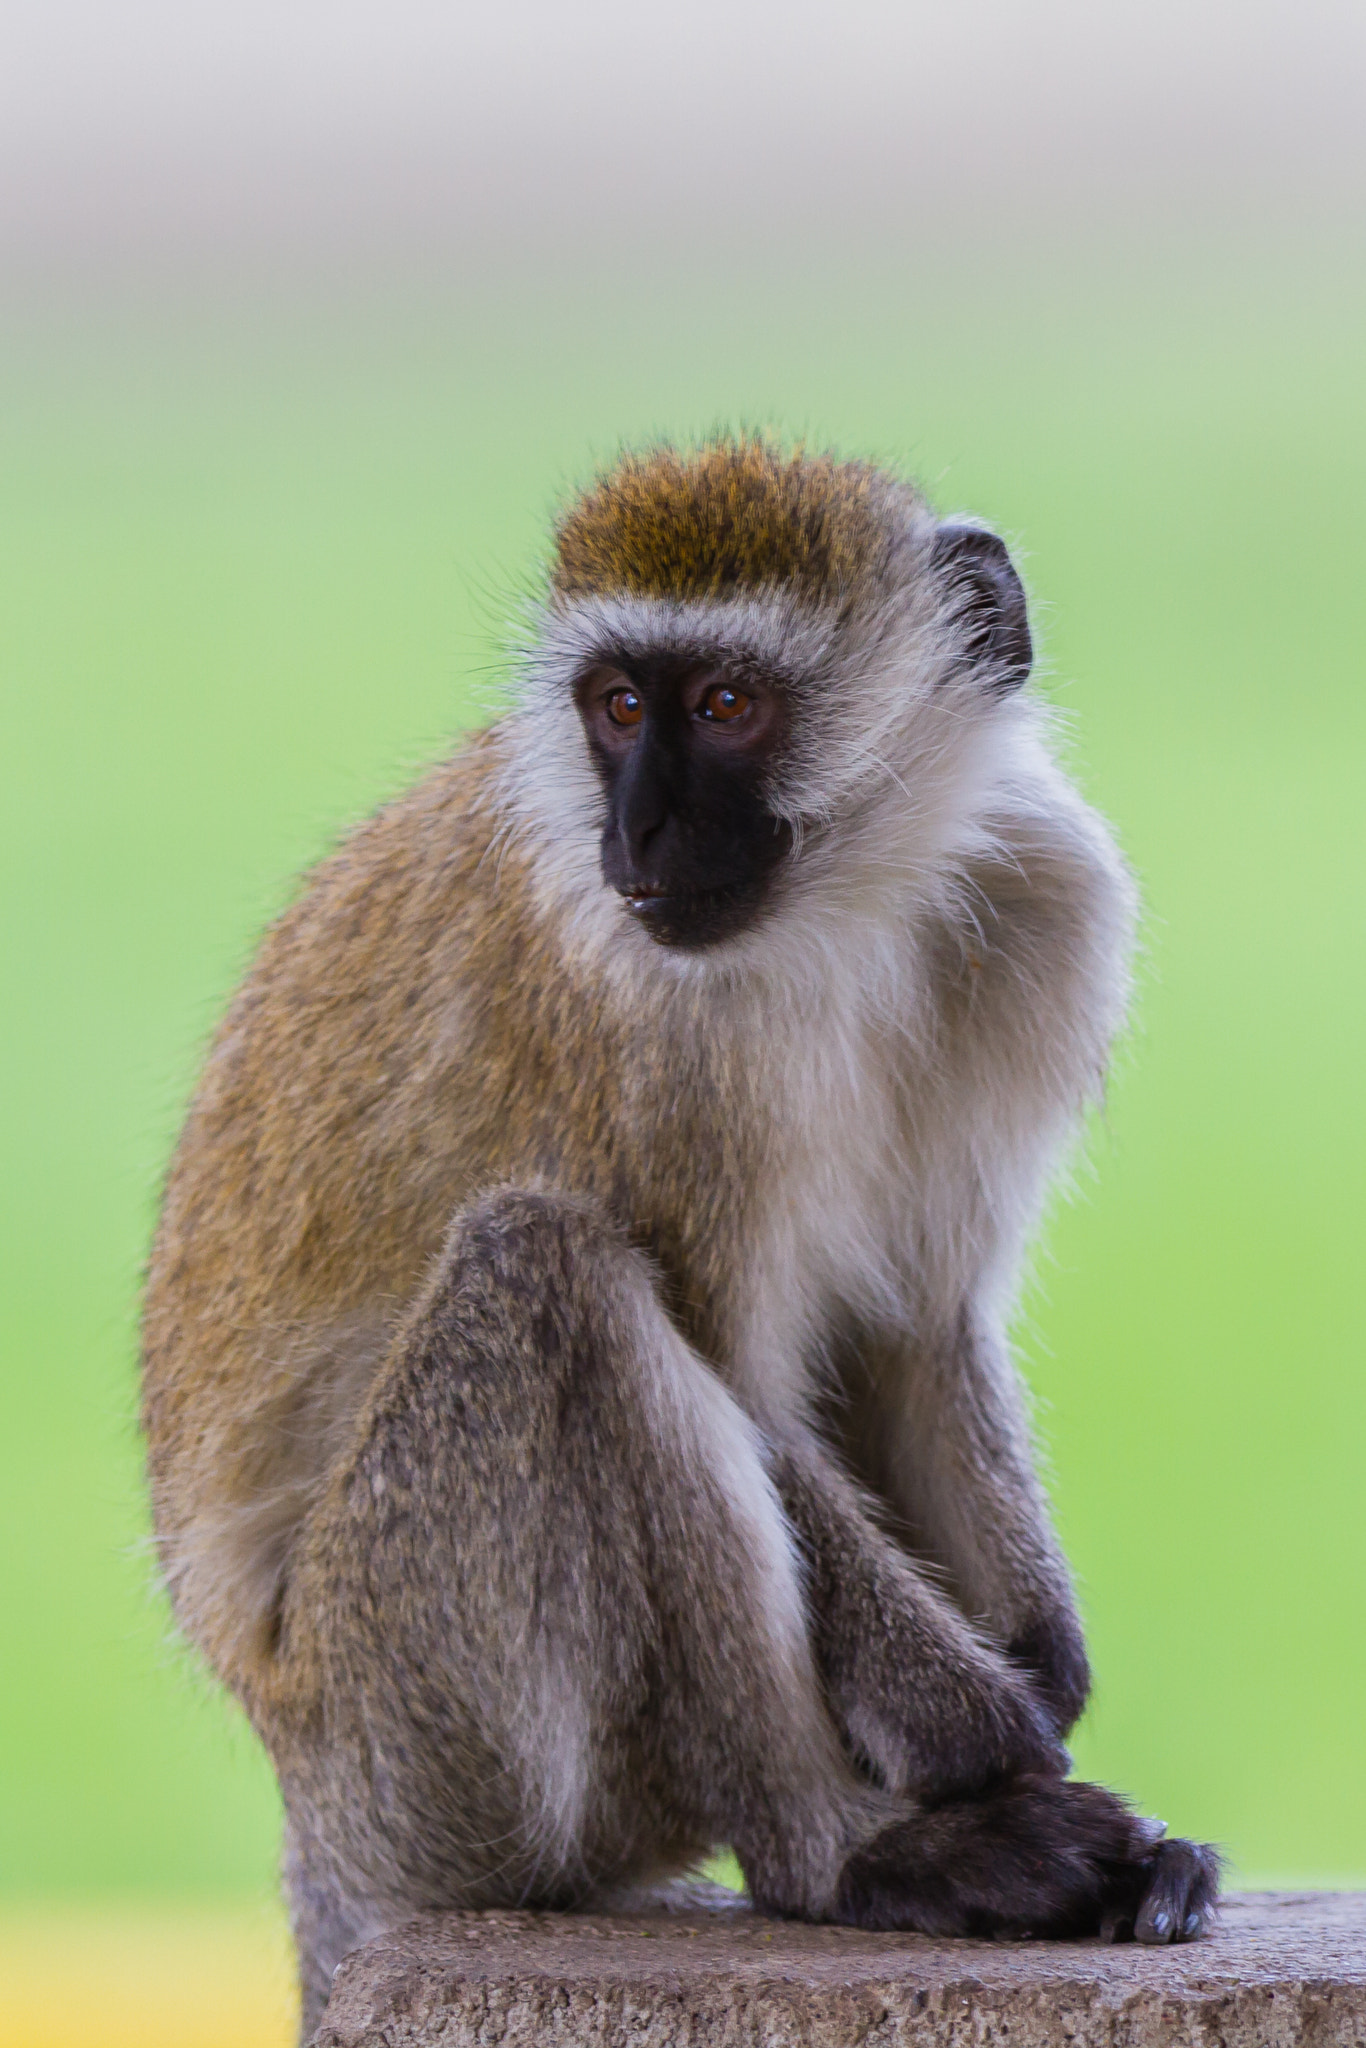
511 438 1035 958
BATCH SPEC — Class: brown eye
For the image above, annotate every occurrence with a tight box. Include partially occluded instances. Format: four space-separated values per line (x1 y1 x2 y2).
606 687 643 727
700 683 750 723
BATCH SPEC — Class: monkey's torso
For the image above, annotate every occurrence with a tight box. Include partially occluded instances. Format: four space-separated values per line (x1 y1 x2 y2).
143 715 1119 1704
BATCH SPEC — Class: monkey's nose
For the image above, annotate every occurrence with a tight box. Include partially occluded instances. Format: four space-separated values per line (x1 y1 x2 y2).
616 758 670 866
621 812 668 868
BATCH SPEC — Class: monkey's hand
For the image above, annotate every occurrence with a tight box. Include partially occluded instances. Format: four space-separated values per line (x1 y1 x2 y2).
838 1637 1074 1806
774 1441 1073 1798
834 1775 1220 1944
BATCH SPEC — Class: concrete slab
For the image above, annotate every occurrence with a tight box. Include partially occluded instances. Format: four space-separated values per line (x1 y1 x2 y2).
312 1888 1366 2046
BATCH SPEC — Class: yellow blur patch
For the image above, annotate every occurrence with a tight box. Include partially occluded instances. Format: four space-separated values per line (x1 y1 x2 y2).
701 1849 745 1893
0 1904 295 2048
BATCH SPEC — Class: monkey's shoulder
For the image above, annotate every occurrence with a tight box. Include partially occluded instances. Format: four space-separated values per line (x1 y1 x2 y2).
916 770 1136 1060
261 728 508 978
190 730 526 1088
147 735 520 1314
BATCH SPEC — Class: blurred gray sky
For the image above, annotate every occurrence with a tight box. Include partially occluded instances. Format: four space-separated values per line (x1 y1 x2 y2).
1 0 1363 275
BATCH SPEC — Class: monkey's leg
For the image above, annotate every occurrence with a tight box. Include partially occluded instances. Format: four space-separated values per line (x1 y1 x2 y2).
269 1188 879 2038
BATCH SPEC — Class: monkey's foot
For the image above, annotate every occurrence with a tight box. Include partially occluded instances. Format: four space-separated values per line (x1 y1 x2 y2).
1102 1834 1221 1946
833 1774 1220 1944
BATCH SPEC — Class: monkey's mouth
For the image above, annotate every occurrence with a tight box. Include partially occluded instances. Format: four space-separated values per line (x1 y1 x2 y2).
616 880 756 948
622 884 669 912
619 882 725 917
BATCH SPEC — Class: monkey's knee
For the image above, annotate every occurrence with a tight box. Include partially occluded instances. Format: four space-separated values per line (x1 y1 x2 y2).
445 1182 618 1290
413 1184 648 1403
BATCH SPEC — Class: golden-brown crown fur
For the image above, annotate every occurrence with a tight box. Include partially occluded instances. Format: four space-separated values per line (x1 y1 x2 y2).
551 438 912 609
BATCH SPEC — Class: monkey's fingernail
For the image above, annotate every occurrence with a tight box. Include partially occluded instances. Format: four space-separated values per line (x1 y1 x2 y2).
1149 1909 1172 1937
1182 1911 1202 1938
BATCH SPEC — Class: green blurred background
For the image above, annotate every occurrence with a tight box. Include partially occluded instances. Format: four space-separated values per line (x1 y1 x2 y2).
2 3 1365 2039
6 246 1363 1886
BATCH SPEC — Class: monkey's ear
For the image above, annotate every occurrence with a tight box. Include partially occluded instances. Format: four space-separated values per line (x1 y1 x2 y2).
930 523 1033 693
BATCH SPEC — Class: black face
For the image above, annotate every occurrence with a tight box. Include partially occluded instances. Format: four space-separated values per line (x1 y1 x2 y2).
575 653 792 949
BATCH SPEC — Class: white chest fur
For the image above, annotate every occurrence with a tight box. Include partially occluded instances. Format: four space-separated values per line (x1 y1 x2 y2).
721 945 928 1425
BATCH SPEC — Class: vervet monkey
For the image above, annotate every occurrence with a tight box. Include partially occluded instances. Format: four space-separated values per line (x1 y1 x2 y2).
142 440 1218 2038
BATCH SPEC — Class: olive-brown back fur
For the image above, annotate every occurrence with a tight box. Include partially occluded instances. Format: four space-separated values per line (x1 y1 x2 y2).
141 731 765 1695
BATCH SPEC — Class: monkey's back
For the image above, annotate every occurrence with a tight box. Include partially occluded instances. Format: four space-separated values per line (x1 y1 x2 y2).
140 726 623 1685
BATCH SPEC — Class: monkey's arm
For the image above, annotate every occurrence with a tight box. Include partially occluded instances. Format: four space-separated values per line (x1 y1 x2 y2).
847 1310 1090 1734
771 1430 1072 1793
858 768 1136 1732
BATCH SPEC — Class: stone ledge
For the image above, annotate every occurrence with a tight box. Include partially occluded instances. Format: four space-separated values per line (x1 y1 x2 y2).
314 1890 1366 2047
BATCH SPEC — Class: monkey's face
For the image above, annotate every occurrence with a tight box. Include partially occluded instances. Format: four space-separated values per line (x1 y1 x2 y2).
575 654 792 949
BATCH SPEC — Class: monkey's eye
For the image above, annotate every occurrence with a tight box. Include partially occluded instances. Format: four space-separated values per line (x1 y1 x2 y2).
698 683 751 723
605 688 643 727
